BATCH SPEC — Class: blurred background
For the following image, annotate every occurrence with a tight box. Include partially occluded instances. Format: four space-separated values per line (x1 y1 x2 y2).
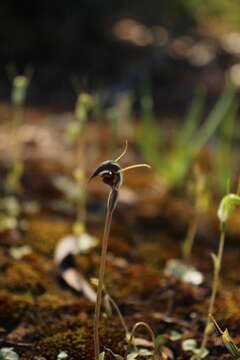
1 0 240 111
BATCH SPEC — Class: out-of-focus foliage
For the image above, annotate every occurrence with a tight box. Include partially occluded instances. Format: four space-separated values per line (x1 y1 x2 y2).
183 0 240 28
137 83 236 189
214 101 238 194
218 193 240 223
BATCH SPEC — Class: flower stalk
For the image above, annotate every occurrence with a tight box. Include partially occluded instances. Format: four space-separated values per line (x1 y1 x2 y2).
88 141 150 360
199 224 225 354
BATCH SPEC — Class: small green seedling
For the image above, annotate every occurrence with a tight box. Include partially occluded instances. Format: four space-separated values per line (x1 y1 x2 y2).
58 88 94 235
88 141 150 360
54 90 100 299
71 91 94 235
103 294 161 360
182 165 209 262
104 321 159 360
6 66 32 193
65 91 93 146
106 92 133 152
199 190 240 356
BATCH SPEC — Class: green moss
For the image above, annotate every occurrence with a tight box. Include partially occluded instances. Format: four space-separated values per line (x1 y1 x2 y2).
36 328 88 360
25 216 71 256
17 319 125 360
1 261 50 295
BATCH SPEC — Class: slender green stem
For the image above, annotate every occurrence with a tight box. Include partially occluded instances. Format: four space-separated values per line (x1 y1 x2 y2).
94 204 113 360
73 108 87 233
182 216 198 262
105 294 129 337
200 229 225 353
6 106 24 192
76 174 86 228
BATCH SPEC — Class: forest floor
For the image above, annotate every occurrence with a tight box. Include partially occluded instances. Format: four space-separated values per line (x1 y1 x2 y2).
0 104 240 359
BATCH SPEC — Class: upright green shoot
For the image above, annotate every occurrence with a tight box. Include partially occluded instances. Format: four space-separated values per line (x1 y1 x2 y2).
194 83 235 152
65 91 93 235
199 191 240 355
106 92 133 152
6 67 32 193
175 86 205 148
182 166 209 261
214 101 238 194
138 82 236 188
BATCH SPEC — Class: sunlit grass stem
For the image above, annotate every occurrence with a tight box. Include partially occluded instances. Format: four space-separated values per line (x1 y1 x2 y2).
199 224 226 354
72 93 93 234
7 73 31 192
182 166 208 262
7 105 24 191
182 215 198 262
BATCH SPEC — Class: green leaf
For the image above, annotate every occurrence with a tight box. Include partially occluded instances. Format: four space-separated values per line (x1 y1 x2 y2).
222 329 240 359
217 193 240 223
99 352 106 360
211 316 240 359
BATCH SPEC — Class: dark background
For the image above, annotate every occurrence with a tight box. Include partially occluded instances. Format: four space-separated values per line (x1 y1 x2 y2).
0 0 237 110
